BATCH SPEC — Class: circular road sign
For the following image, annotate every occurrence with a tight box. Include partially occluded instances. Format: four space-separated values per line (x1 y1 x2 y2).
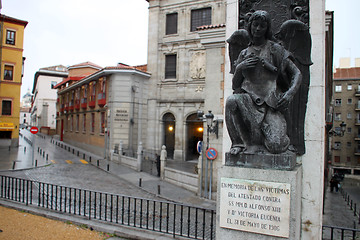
196 141 203 154
30 126 39 134
206 147 218 160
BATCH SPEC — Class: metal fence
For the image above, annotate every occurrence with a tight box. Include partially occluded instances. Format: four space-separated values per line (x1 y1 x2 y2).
322 225 360 240
0 175 215 240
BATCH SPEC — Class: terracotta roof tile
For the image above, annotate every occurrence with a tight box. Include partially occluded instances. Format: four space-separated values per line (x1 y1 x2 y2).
196 24 226 31
334 67 360 79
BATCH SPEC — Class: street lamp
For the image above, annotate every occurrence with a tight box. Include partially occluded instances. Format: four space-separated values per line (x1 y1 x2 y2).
205 110 218 139
340 121 346 136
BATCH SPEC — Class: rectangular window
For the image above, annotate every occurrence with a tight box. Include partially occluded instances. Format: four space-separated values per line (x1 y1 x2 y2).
334 142 341 150
347 142 352 148
347 113 352 119
76 114 79 132
1 100 11 115
70 115 73 131
347 157 351 162
334 127 341 135
348 98 353 104
91 113 95 133
51 81 57 89
348 84 352 90
334 156 340 163
335 85 342 92
6 30 15 45
166 13 178 35
165 54 176 79
348 127 352 133
334 113 341 121
83 114 86 132
4 65 14 81
101 112 105 134
335 99 341 106
191 7 211 31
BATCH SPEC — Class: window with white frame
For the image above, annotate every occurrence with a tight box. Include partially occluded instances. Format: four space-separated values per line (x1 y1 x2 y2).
6 30 15 45
334 113 341 121
335 85 342 92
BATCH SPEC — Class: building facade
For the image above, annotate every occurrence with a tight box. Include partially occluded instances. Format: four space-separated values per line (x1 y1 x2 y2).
30 65 68 133
0 14 27 147
144 0 226 197
331 62 360 175
56 62 150 156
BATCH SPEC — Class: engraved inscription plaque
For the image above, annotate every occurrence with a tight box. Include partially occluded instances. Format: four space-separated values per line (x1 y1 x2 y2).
220 178 291 238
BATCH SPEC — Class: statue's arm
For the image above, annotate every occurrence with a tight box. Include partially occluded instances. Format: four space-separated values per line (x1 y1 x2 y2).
232 61 245 91
277 58 302 110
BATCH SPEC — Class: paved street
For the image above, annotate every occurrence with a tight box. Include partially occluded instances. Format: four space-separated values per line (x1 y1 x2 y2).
1 129 360 239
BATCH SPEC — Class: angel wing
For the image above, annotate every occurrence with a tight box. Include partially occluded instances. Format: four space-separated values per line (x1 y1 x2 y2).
226 29 250 74
276 20 312 155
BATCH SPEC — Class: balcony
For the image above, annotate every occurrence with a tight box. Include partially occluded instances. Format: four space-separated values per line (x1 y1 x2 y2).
75 99 80 110
98 92 106 107
89 95 96 108
69 101 74 112
355 90 360 97
81 98 87 109
355 149 360 156
356 120 360 126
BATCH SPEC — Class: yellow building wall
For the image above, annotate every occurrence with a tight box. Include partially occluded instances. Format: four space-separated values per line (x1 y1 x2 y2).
0 18 27 146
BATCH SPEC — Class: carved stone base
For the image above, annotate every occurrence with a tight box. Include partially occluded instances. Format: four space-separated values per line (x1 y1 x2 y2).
225 150 296 170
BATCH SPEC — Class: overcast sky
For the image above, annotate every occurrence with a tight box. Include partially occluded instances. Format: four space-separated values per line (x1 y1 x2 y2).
2 0 149 96
2 0 359 98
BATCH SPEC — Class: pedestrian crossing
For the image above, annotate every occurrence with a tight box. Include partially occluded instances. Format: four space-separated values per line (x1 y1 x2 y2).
49 159 89 165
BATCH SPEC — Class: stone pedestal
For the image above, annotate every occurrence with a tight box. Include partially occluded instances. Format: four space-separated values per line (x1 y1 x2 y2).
216 165 302 240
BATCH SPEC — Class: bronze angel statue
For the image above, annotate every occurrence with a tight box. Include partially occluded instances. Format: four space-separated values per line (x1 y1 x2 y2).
225 10 312 156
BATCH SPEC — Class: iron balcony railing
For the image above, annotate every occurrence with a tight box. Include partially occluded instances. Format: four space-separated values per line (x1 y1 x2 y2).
0 175 215 240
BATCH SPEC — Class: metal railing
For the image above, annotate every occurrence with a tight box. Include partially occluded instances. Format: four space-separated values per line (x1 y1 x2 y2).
322 225 360 240
0 175 215 240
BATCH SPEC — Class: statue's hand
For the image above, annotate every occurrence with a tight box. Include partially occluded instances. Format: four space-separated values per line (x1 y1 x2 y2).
276 92 292 111
236 56 259 72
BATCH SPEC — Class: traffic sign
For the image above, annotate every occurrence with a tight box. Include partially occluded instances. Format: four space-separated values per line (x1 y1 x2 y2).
196 141 203 154
30 126 39 134
206 147 218 160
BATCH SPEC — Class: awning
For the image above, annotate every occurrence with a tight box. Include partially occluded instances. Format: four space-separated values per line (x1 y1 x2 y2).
0 122 15 131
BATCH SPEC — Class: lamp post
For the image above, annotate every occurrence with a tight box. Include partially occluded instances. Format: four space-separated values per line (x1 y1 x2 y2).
340 121 346 137
204 110 217 199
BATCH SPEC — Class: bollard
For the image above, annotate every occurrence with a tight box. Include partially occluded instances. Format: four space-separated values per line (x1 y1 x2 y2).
83 153 85 159
355 203 357 217
43 151 45 157
157 185 161 195
35 160 38 167
12 162 15 170
8 146 10 151
139 178 142 187
77 151 79 156
107 164 110 171
24 147 26 153
97 160 99 167
40 149 42 154
89 156 91 162
46 154 48 161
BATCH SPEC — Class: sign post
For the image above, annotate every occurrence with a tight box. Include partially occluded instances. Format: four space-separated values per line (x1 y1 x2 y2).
30 127 38 166
206 147 218 199
197 141 204 197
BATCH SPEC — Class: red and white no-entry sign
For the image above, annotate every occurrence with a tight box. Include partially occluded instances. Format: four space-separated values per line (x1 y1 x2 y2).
30 126 39 134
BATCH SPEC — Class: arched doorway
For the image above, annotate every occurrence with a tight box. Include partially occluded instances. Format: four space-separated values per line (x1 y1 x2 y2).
186 113 203 161
163 113 175 159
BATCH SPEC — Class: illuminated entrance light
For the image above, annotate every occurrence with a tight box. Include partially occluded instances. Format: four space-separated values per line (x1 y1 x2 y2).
197 127 204 132
168 126 174 131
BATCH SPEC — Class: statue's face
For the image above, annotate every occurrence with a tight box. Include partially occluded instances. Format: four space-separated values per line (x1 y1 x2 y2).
251 18 268 38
